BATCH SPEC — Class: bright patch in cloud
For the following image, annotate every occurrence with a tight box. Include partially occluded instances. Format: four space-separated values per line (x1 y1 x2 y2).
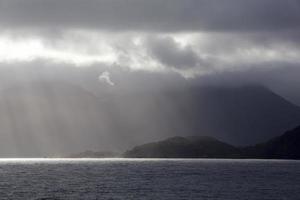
0 34 117 66
0 31 299 78
98 71 115 86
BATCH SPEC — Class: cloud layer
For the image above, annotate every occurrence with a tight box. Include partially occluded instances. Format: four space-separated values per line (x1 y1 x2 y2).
1 0 300 32
0 0 299 102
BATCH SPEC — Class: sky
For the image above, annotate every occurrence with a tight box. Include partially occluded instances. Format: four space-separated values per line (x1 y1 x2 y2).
0 0 300 156
0 0 300 104
0 0 299 105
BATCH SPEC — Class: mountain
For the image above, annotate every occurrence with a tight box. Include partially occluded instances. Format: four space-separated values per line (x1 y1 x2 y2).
67 151 119 158
243 125 300 159
123 136 241 158
124 126 300 159
110 85 300 145
0 81 300 157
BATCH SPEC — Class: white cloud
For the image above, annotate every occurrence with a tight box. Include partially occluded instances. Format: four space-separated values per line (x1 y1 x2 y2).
98 71 115 86
0 32 118 66
0 31 299 79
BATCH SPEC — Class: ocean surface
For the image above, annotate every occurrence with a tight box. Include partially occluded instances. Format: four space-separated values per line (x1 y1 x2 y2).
0 159 299 200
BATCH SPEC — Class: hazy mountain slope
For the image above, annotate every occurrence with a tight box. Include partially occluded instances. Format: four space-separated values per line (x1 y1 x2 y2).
0 81 300 157
110 85 300 145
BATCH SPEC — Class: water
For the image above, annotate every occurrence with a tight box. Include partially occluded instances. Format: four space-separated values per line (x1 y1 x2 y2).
0 159 299 200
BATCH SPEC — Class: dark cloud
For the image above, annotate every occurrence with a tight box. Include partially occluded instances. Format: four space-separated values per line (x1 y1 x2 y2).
145 36 202 69
0 0 300 32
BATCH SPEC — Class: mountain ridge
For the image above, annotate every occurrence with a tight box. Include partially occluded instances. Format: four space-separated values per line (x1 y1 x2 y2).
124 125 300 159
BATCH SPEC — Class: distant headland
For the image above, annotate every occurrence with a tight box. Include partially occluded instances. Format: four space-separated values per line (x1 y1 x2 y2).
69 125 300 159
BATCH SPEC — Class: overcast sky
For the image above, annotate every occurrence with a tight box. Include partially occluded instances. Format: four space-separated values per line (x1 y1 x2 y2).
0 0 300 104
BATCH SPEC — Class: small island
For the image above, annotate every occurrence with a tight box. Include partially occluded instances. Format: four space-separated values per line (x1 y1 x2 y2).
68 151 119 158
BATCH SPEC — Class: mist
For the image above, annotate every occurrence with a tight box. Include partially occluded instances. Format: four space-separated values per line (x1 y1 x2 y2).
0 0 299 157
0 63 299 157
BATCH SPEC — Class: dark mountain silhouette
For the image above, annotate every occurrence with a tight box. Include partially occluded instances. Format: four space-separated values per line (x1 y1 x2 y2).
242 125 300 159
124 136 241 158
124 126 300 159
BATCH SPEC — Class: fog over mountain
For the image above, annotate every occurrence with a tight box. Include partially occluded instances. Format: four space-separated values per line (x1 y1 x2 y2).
0 68 299 157
0 0 299 157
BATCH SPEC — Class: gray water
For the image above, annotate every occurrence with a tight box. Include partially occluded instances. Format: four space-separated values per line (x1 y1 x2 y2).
0 159 299 200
